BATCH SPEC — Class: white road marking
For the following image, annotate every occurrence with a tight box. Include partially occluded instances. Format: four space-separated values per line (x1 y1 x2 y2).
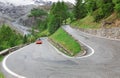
48 39 94 59
2 48 26 78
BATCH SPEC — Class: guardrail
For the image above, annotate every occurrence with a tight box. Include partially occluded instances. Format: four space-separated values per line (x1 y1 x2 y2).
0 44 29 56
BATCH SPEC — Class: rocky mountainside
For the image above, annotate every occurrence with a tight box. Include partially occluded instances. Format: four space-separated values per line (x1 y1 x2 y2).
0 2 37 35
0 1 52 24
0 2 36 20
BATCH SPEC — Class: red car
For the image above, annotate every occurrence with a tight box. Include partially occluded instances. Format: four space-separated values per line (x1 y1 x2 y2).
36 38 42 44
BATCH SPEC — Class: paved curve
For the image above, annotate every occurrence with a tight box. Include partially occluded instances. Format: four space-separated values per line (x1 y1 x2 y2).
2 25 120 78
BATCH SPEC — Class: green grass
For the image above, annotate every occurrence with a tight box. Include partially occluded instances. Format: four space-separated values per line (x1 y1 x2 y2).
0 55 4 62
0 72 4 78
71 15 101 29
37 29 50 37
50 28 81 56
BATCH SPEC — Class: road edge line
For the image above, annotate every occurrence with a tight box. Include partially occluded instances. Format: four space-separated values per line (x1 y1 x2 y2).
48 39 94 59
2 48 27 78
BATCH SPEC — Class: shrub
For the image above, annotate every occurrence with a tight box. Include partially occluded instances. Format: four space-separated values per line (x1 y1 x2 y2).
93 8 104 22
114 3 120 17
93 3 114 22
0 25 23 51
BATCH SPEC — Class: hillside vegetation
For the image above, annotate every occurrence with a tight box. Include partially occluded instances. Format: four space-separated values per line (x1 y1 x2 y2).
0 25 24 51
71 15 101 29
0 72 4 78
71 0 120 29
35 0 120 32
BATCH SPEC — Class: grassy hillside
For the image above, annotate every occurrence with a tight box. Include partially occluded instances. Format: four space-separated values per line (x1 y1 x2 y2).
71 15 101 29
71 13 120 29
50 28 81 56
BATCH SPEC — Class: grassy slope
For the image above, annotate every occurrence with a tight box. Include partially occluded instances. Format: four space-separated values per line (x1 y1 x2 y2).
0 56 4 78
71 13 119 29
71 15 101 29
37 29 50 37
0 73 4 78
50 28 81 56
105 13 117 21
0 55 4 62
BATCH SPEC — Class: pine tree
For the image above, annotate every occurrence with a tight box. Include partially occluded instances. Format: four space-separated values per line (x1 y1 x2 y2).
74 0 86 19
61 1 69 24
23 35 27 44
85 0 97 14
0 25 23 51
48 1 70 34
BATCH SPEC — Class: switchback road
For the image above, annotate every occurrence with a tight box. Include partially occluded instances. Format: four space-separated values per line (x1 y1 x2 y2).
2 25 120 78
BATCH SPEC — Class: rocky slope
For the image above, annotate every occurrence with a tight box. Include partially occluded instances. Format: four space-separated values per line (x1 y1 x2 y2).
0 2 36 20
0 2 38 35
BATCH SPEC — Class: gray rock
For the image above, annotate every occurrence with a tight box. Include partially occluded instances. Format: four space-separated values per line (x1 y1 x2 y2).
76 27 120 39
0 2 36 19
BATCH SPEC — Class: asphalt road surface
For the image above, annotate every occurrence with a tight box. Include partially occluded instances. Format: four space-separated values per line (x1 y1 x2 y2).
2 25 120 78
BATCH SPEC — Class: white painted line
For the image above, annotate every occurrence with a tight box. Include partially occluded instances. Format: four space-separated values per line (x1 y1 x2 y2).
78 40 94 58
2 48 27 78
48 39 94 59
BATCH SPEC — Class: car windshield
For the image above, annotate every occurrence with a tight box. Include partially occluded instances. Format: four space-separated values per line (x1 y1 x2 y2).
37 38 41 40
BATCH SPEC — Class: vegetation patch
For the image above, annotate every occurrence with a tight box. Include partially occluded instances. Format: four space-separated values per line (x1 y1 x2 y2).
71 15 101 29
0 25 24 51
0 72 4 78
50 28 81 56
36 29 50 37
0 55 4 62
71 0 120 29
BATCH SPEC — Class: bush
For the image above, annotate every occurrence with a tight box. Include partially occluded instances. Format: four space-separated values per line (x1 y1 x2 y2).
27 35 36 43
37 30 50 37
0 25 23 51
112 0 120 4
114 3 120 17
102 3 114 17
23 35 27 44
93 3 114 22
93 8 104 22
29 8 47 17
